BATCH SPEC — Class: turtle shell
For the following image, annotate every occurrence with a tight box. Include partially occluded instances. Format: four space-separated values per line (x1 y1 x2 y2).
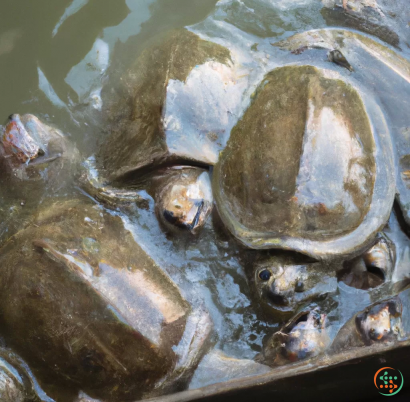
213 65 395 259
0 198 211 400
97 28 237 183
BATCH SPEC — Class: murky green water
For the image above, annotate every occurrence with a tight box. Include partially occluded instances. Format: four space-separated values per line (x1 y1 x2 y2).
1 0 410 400
0 1 220 148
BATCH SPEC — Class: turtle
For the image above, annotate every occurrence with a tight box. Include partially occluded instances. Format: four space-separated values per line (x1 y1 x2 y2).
0 196 213 401
214 63 398 315
212 28 410 315
329 294 407 353
81 28 243 234
82 27 410 317
0 113 78 187
0 113 79 244
256 308 331 366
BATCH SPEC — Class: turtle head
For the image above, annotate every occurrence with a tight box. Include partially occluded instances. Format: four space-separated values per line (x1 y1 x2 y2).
356 298 403 346
156 169 213 235
1 114 43 163
338 237 394 290
260 308 330 366
0 113 67 180
252 252 338 316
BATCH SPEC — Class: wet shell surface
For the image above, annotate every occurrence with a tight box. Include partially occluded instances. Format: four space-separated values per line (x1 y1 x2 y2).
213 65 394 258
96 29 235 183
0 198 212 400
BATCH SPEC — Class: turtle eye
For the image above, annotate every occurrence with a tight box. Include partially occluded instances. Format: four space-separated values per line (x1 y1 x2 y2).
259 269 271 281
295 280 304 293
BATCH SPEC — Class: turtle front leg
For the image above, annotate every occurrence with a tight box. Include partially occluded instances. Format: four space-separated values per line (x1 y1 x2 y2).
79 161 150 209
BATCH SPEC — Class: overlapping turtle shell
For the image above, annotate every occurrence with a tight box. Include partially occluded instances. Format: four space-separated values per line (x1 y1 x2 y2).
97 29 238 183
213 65 395 259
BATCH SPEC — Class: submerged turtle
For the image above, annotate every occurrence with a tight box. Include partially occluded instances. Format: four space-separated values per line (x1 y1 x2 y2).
0 197 213 401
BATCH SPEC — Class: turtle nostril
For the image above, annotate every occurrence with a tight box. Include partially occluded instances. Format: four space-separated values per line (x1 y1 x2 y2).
295 280 305 293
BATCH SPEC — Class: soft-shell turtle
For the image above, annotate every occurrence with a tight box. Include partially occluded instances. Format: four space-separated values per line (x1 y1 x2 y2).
88 27 410 315
0 197 212 401
330 287 410 353
213 64 393 258
214 62 398 314
83 28 247 234
213 29 410 314
257 308 330 366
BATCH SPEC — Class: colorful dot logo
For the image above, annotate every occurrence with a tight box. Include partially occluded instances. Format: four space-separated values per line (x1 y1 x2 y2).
374 367 404 396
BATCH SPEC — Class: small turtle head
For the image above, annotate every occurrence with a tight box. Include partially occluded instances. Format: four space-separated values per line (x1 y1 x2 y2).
338 237 394 290
261 308 330 365
356 298 403 346
156 170 213 234
252 252 338 316
1 114 42 163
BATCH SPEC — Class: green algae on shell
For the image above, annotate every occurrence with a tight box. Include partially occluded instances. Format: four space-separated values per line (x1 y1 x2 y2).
213 65 394 259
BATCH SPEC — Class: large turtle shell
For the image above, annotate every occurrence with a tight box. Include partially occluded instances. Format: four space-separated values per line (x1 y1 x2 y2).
0 198 210 400
97 28 236 183
273 28 410 234
213 65 395 259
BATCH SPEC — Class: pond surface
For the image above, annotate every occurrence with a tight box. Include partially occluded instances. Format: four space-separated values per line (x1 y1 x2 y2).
1 0 410 400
